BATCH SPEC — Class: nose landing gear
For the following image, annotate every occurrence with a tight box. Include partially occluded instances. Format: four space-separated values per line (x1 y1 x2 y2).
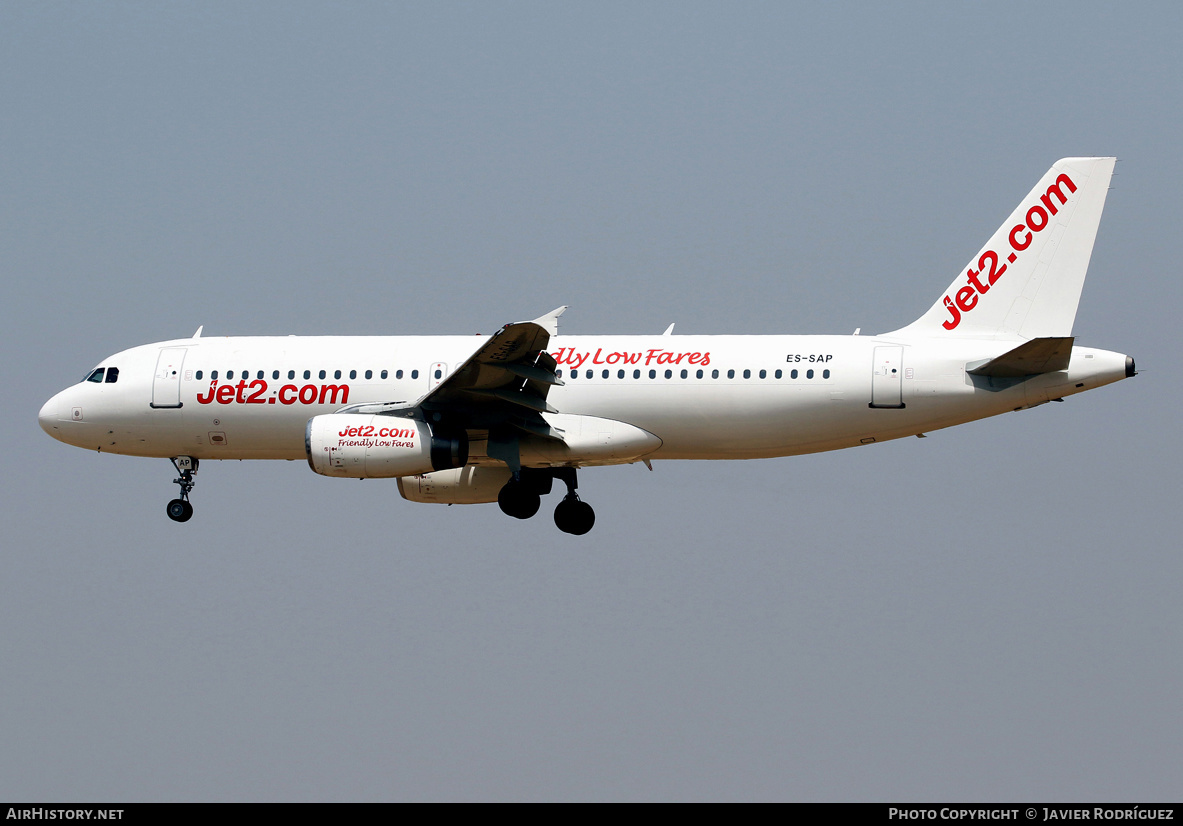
166 456 198 523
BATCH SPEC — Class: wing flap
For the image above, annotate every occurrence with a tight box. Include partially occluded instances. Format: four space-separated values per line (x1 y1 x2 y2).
505 360 563 385
507 415 565 441
469 387 559 414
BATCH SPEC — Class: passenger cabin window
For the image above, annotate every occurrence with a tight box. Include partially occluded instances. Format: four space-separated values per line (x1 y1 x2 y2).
288 370 296 380
196 370 203 380
105 367 119 383
365 370 372 379
85 368 105 383
411 370 419 379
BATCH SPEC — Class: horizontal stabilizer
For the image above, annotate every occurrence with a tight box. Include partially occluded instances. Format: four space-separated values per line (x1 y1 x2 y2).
967 337 1074 377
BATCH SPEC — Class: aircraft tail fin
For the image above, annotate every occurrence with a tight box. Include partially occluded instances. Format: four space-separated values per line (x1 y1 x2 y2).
891 157 1115 340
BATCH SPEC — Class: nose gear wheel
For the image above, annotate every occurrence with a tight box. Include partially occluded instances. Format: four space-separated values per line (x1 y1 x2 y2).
166 456 198 523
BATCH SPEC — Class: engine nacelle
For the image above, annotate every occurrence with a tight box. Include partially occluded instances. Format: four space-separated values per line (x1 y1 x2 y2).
305 414 467 478
396 466 513 504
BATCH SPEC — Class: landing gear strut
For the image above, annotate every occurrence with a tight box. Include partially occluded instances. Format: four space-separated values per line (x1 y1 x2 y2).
495 467 595 534
166 456 198 523
497 468 550 520
552 468 595 536
497 476 541 519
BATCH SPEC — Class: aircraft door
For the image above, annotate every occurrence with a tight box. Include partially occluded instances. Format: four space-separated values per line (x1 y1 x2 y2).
151 347 188 409
430 362 447 389
870 346 905 409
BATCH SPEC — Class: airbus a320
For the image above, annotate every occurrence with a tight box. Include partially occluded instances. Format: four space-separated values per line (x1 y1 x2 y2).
39 158 1135 535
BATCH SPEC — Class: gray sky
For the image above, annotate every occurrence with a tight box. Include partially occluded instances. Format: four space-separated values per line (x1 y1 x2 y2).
3 1 1180 801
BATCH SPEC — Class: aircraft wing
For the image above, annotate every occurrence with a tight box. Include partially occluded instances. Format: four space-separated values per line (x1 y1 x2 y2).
413 306 568 441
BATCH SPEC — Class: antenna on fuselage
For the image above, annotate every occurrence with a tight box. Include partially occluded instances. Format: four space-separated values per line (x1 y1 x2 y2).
192 326 204 338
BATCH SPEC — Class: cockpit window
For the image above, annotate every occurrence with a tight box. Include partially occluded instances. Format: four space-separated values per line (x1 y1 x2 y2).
105 367 119 383
85 368 105 383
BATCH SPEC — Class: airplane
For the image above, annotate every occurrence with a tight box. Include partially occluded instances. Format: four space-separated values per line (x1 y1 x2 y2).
39 157 1135 535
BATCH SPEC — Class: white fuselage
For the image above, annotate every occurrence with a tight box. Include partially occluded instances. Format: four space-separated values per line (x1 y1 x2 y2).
38 333 1130 465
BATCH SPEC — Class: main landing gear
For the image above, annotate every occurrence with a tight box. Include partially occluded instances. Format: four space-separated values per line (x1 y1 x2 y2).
497 467 595 535
166 456 198 523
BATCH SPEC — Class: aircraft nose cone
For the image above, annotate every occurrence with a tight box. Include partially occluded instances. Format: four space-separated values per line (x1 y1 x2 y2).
39 392 67 438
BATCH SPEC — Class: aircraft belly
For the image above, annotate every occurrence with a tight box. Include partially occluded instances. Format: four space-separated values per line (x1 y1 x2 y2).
564 385 868 460
558 372 1035 461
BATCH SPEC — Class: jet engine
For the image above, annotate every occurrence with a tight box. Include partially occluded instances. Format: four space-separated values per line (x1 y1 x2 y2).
396 466 514 504
305 414 467 478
